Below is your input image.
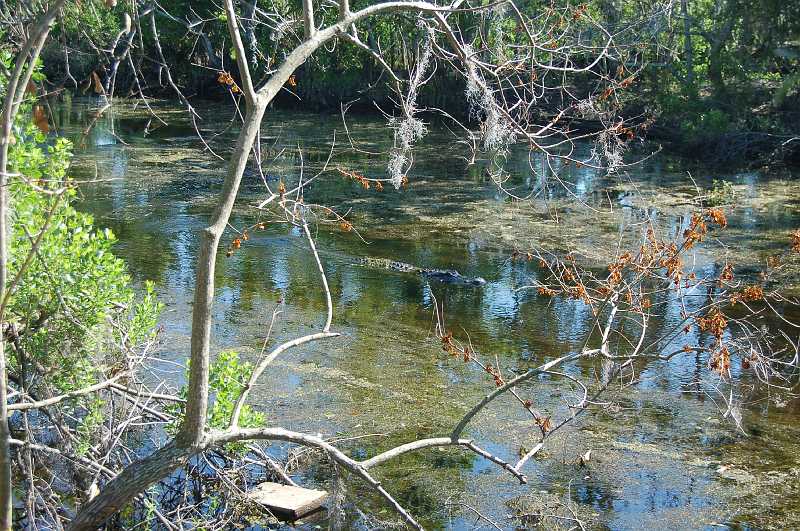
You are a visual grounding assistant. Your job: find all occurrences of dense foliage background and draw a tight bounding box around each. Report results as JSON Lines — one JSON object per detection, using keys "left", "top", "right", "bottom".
{"left": 31, "top": 0, "right": 800, "bottom": 165}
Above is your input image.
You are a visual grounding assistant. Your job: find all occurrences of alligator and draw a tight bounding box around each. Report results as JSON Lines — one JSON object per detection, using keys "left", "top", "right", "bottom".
{"left": 358, "top": 257, "right": 487, "bottom": 286}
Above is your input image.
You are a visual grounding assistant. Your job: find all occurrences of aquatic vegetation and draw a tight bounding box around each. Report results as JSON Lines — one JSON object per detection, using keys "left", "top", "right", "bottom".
{"left": 706, "top": 179, "right": 737, "bottom": 206}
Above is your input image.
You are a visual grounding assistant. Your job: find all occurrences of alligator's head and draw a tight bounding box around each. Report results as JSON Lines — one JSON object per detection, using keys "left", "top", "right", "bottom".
{"left": 425, "top": 270, "right": 487, "bottom": 286}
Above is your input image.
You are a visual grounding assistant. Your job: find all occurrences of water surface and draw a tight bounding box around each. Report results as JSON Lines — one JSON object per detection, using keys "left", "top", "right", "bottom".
{"left": 53, "top": 96, "right": 800, "bottom": 530}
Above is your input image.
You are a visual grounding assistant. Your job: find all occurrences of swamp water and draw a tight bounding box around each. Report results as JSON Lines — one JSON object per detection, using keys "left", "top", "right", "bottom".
{"left": 51, "top": 97, "right": 800, "bottom": 530}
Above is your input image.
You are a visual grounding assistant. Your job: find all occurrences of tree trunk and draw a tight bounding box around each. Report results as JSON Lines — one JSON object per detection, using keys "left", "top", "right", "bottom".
{"left": 241, "top": 0, "right": 258, "bottom": 70}
{"left": 681, "top": 0, "right": 695, "bottom": 94}
{"left": 68, "top": 2, "right": 473, "bottom": 526}
{"left": 708, "top": 1, "right": 736, "bottom": 99}
{"left": 66, "top": 442, "right": 198, "bottom": 530}
{"left": 68, "top": 91, "right": 268, "bottom": 531}
{"left": 178, "top": 98, "right": 267, "bottom": 445}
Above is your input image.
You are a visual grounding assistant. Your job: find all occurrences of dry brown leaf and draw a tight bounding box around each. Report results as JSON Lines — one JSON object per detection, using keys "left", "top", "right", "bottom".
{"left": 33, "top": 105, "right": 49, "bottom": 134}
{"left": 91, "top": 71, "right": 104, "bottom": 94}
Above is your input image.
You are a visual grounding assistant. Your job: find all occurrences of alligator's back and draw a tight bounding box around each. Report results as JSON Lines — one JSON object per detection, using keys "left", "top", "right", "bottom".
{"left": 357, "top": 256, "right": 486, "bottom": 286}
{"left": 358, "top": 256, "right": 419, "bottom": 273}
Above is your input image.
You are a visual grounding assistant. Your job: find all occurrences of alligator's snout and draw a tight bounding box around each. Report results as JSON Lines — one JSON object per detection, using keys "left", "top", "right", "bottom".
{"left": 471, "top": 277, "right": 487, "bottom": 286}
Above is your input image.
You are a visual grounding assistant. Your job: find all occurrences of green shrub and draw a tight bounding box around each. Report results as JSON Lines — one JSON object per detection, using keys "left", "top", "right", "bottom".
{"left": 169, "top": 351, "right": 265, "bottom": 449}
{"left": 1, "top": 80, "right": 162, "bottom": 456}
{"left": 7, "top": 128, "right": 162, "bottom": 390}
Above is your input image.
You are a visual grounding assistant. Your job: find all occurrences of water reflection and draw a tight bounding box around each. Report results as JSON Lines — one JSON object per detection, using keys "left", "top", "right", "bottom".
{"left": 50, "top": 97, "right": 800, "bottom": 529}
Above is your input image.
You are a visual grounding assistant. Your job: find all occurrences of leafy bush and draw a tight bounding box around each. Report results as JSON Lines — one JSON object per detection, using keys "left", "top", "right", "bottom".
{"left": 7, "top": 126, "right": 161, "bottom": 386}
{"left": 169, "top": 350, "right": 265, "bottom": 436}
{"left": 208, "top": 350, "right": 265, "bottom": 429}
{"left": 774, "top": 71, "right": 800, "bottom": 107}
{"left": 3, "top": 102, "right": 161, "bottom": 456}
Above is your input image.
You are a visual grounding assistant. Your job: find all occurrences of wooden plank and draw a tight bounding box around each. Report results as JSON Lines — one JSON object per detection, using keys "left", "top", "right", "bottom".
{"left": 246, "top": 481, "right": 329, "bottom": 519}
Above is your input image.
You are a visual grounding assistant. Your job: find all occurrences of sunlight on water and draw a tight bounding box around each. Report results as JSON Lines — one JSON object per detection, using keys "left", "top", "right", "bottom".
{"left": 54, "top": 97, "right": 800, "bottom": 529}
